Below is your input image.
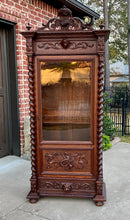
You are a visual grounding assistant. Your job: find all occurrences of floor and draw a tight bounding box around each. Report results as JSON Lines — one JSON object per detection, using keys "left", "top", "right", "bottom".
{"left": 0, "top": 142, "right": 130, "bottom": 220}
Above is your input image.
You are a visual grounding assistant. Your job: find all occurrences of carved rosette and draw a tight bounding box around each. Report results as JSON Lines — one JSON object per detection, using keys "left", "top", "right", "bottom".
{"left": 28, "top": 53, "right": 37, "bottom": 193}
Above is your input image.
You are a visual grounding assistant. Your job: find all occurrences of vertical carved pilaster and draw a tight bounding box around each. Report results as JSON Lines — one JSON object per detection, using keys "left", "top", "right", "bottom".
{"left": 97, "top": 54, "right": 104, "bottom": 183}
{"left": 26, "top": 37, "right": 39, "bottom": 202}
{"left": 28, "top": 55, "right": 37, "bottom": 184}
{"left": 96, "top": 54, "right": 104, "bottom": 199}
{"left": 93, "top": 35, "right": 106, "bottom": 206}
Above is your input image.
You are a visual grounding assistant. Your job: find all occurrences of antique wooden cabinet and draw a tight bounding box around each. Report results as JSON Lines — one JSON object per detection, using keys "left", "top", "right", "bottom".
{"left": 22, "top": 6, "right": 109, "bottom": 206}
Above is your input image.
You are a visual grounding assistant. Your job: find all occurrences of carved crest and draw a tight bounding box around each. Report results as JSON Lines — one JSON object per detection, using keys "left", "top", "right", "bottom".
{"left": 38, "top": 5, "right": 94, "bottom": 31}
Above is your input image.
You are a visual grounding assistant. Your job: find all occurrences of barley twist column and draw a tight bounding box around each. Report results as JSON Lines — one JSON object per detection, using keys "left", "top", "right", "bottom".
{"left": 28, "top": 56, "right": 37, "bottom": 189}
{"left": 97, "top": 54, "right": 104, "bottom": 183}
{"left": 26, "top": 36, "right": 39, "bottom": 203}
{"left": 93, "top": 34, "right": 106, "bottom": 206}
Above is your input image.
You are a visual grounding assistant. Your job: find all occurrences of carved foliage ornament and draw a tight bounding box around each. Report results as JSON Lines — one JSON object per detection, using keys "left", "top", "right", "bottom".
{"left": 40, "top": 181, "right": 91, "bottom": 192}
{"left": 38, "top": 40, "right": 94, "bottom": 50}
{"left": 38, "top": 5, "right": 94, "bottom": 31}
{"left": 45, "top": 152, "right": 88, "bottom": 170}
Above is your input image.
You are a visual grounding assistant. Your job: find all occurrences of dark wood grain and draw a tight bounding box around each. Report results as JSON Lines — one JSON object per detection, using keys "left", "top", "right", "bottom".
{"left": 21, "top": 6, "right": 110, "bottom": 205}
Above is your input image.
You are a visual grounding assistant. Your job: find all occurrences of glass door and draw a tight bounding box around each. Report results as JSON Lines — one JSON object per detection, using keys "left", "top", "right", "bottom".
{"left": 40, "top": 61, "right": 92, "bottom": 142}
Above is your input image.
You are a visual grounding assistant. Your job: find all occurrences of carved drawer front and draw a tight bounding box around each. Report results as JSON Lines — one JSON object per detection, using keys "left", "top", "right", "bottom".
{"left": 39, "top": 148, "right": 94, "bottom": 175}
{"left": 35, "top": 40, "right": 96, "bottom": 55}
{"left": 38, "top": 178, "right": 96, "bottom": 196}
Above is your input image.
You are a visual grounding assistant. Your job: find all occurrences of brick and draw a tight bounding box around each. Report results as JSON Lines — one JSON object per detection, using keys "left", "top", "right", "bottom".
{"left": 20, "top": 1, "right": 26, "bottom": 7}
{"left": 24, "top": 93, "right": 29, "bottom": 98}
{"left": 29, "top": 14, "right": 35, "bottom": 20}
{"left": 35, "top": 0, "right": 38, "bottom": 7}
{"left": 19, "top": 108, "right": 25, "bottom": 113}
{"left": 48, "top": 5, "right": 52, "bottom": 13}
{"left": 13, "top": 0, "right": 19, "bottom": 3}
{"left": 37, "top": 13, "right": 44, "bottom": 19}
{"left": 28, "top": 4, "right": 34, "bottom": 10}
{"left": 36, "top": 8, "right": 41, "bottom": 13}
{"left": 6, "top": 0, "right": 14, "bottom": 6}
{"left": 30, "top": 10, "right": 37, "bottom": 16}
{"left": 0, "top": 0, "right": 57, "bottom": 150}
{"left": 35, "top": 16, "right": 42, "bottom": 22}
{"left": 19, "top": 103, "right": 25, "bottom": 108}
{"left": 15, "top": 3, "right": 22, "bottom": 10}
{"left": 1, "top": 6, "right": 8, "bottom": 13}
{"left": 30, "top": 20, "right": 37, "bottom": 25}
{"left": 18, "top": 75, "right": 23, "bottom": 80}
{"left": 48, "top": 12, "right": 53, "bottom": 18}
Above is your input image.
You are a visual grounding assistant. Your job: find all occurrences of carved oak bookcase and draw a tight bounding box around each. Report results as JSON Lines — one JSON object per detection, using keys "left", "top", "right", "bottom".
{"left": 22, "top": 6, "right": 109, "bottom": 206}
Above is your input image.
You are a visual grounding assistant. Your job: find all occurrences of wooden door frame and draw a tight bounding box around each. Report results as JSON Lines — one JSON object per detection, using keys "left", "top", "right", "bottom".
{"left": 0, "top": 18, "right": 20, "bottom": 156}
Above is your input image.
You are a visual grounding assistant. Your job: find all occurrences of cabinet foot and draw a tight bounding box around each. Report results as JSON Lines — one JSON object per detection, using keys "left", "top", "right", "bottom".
{"left": 27, "top": 191, "right": 40, "bottom": 203}
{"left": 29, "top": 198, "right": 39, "bottom": 203}
{"left": 93, "top": 182, "right": 106, "bottom": 206}
{"left": 95, "top": 201, "right": 104, "bottom": 206}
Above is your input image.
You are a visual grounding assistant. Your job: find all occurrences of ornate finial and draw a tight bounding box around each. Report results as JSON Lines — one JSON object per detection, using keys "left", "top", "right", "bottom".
{"left": 26, "top": 23, "right": 32, "bottom": 31}
{"left": 58, "top": 5, "right": 72, "bottom": 18}
{"left": 99, "top": 21, "right": 105, "bottom": 30}
{"left": 42, "top": 23, "right": 45, "bottom": 27}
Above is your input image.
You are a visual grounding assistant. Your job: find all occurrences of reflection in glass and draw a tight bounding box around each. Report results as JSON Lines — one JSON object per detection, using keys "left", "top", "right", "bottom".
{"left": 41, "top": 61, "right": 91, "bottom": 141}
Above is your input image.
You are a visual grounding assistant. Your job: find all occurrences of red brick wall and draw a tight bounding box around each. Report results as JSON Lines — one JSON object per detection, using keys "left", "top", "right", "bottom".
{"left": 0, "top": 0, "right": 57, "bottom": 154}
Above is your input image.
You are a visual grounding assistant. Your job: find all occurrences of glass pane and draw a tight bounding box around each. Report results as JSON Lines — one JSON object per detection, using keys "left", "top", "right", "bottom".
{"left": 41, "top": 61, "right": 91, "bottom": 141}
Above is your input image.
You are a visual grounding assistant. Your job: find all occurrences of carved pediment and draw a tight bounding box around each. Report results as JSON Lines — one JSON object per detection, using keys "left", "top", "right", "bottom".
{"left": 37, "top": 5, "right": 94, "bottom": 32}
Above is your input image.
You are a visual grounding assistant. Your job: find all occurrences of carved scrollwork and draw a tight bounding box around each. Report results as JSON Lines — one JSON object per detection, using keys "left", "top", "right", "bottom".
{"left": 45, "top": 152, "right": 88, "bottom": 170}
{"left": 38, "top": 42, "right": 61, "bottom": 49}
{"left": 37, "top": 40, "right": 94, "bottom": 50}
{"left": 70, "top": 41, "right": 94, "bottom": 49}
{"left": 37, "top": 6, "right": 94, "bottom": 31}
{"left": 40, "top": 181, "right": 91, "bottom": 192}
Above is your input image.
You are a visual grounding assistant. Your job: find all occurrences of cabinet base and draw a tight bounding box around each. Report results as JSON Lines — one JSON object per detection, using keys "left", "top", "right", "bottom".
{"left": 93, "top": 182, "right": 106, "bottom": 206}
{"left": 27, "top": 182, "right": 106, "bottom": 206}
